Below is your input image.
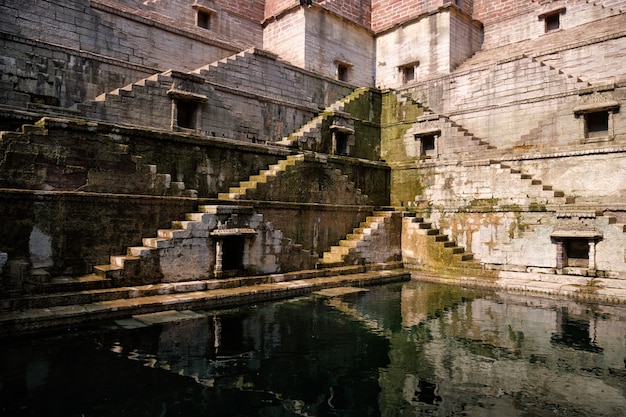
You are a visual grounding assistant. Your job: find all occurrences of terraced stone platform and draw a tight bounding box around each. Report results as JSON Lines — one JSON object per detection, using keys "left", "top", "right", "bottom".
{"left": 0, "top": 263, "right": 409, "bottom": 337}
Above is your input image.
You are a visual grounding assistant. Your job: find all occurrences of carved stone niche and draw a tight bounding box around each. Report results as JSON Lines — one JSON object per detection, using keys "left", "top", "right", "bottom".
{"left": 573, "top": 96, "right": 620, "bottom": 143}
{"left": 167, "top": 71, "right": 209, "bottom": 132}
{"left": 207, "top": 205, "right": 257, "bottom": 278}
{"left": 329, "top": 113, "right": 355, "bottom": 156}
{"left": 551, "top": 211, "right": 602, "bottom": 275}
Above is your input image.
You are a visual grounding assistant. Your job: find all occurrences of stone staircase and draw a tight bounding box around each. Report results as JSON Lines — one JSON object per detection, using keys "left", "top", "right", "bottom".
{"left": 524, "top": 54, "right": 592, "bottom": 90}
{"left": 488, "top": 160, "right": 571, "bottom": 206}
{"left": 217, "top": 154, "right": 305, "bottom": 200}
{"left": 410, "top": 215, "right": 475, "bottom": 262}
{"left": 92, "top": 72, "right": 173, "bottom": 103}
{"left": 276, "top": 88, "right": 371, "bottom": 147}
{"left": 403, "top": 213, "right": 480, "bottom": 271}
{"left": 419, "top": 159, "right": 571, "bottom": 210}
{"left": 216, "top": 152, "right": 368, "bottom": 204}
{"left": 317, "top": 210, "right": 402, "bottom": 268}
{"left": 394, "top": 92, "right": 496, "bottom": 155}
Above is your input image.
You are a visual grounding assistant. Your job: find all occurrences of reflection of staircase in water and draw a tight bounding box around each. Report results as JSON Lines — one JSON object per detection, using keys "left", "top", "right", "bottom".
{"left": 111, "top": 310, "right": 246, "bottom": 388}
{"left": 318, "top": 288, "right": 392, "bottom": 339}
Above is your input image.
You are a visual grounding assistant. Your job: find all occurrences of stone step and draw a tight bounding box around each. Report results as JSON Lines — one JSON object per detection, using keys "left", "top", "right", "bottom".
{"left": 42, "top": 274, "right": 112, "bottom": 293}
{"left": 330, "top": 246, "right": 355, "bottom": 255}
{"left": 110, "top": 255, "right": 140, "bottom": 268}
{"left": 0, "top": 265, "right": 410, "bottom": 335}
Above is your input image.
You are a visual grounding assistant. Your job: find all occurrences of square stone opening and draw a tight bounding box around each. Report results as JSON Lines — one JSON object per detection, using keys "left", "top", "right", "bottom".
{"left": 584, "top": 111, "right": 609, "bottom": 138}
{"left": 545, "top": 13, "right": 560, "bottom": 31}
{"left": 414, "top": 131, "right": 439, "bottom": 158}
{"left": 176, "top": 100, "right": 199, "bottom": 130}
{"left": 197, "top": 10, "right": 211, "bottom": 29}
{"left": 563, "top": 238, "right": 589, "bottom": 268}
{"left": 539, "top": 8, "right": 565, "bottom": 33}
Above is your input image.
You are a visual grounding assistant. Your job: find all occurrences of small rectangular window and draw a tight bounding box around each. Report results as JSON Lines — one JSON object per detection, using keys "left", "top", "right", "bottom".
{"left": 197, "top": 10, "right": 211, "bottom": 29}
{"left": 545, "top": 13, "right": 560, "bottom": 31}
{"left": 539, "top": 8, "right": 565, "bottom": 33}
{"left": 402, "top": 66, "right": 415, "bottom": 84}
{"left": 337, "top": 64, "right": 349, "bottom": 82}
{"left": 564, "top": 238, "right": 589, "bottom": 268}
{"left": 399, "top": 61, "right": 419, "bottom": 85}
{"left": 585, "top": 111, "right": 609, "bottom": 138}
{"left": 335, "top": 132, "right": 350, "bottom": 156}
{"left": 177, "top": 100, "right": 199, "bottom": 129}
{"left": 416, "top": 133, "right": 437, "bottom": 157}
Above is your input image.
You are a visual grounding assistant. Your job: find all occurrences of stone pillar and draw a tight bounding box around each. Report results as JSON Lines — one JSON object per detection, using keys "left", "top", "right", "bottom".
{"left": 170, "top": 100, "right": 177, "bottom": 130}
{"left": 214, "top": 239, "right": 223, "bottom": 275}
{"left": 242, "top": 238, "right": 250, "bottom": 270}
{"left": 555, "top": 240, "right": 565, "bottom": 269}
{"left": 588, "top": 240, "right": 596, "bottom": 273}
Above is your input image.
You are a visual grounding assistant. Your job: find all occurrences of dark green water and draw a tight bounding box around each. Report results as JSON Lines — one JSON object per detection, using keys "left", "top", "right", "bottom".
{"left": 2, "top": 281, "right": 626, "bottom": 416}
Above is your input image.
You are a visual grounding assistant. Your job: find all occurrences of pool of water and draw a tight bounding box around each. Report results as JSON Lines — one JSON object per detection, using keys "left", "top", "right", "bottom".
{"left": 2, "top": 281, "right": 626, "bottom": 416}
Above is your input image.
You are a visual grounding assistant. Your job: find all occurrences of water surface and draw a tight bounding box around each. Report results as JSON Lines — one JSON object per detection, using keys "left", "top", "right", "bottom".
{"left": 1, "top": 281, "right": 626, "bottom": 416}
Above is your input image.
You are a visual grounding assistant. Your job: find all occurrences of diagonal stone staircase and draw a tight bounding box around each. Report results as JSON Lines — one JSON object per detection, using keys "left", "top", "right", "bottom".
{"left": 394, "top": 92, "right": 497, "bottom": 155}
{"left": 217, "top": 154, "right": 305, "bottom": 200}
{"left": 403, "top": 213, "right": 478, "bottom": 268}
{"left": 488, "top": 160, "right": 571, "bottom": 205}
{"left": 317, "top": 210, "right": 402, "bottom": 268}
{"left": 276, "top": 88, "right": 371, "bottom": 147}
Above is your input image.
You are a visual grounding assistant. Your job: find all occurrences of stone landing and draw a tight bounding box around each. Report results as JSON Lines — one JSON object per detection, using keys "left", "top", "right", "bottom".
{"left": 411, "top": 269, "right": 626, "bottom": 305}
{"left": 0, "top": 263, "right": 409, "bottom": 337}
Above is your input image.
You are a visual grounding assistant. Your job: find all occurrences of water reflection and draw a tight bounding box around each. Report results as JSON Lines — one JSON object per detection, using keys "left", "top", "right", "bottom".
{"left": 1, "top": 281, "right": 626, "bottom": 416}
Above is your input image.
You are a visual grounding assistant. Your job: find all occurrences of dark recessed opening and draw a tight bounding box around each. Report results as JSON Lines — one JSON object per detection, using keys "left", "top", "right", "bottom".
{"left": 564, "top": 238, "right": 589, "bottom": 268}
{"left": 585, "top": 111, "right": 609, "bottom": 138}
{"left": 197, "top": 10, "right": 211, "bottom": 29}
{"left": 222, "top": 237, "right": 245, "bottom": 271}
{"left": 545, "top": 13, "right": 560, "bottom": 31}
{"left": 402, "top": 66, "right": 415, "bottom": 84}
{"left": 337, "top": 64, "right": 349, "bottom": 82}
{"left": 29, "top": 94, "right": 60, "bottom": 107}
{"left": 177, "top": 100, "right": 198, "bottom": 129}
{"left": 417, "top": 134, "right": 436, "bottom": 157}
{"left": 335, "top": 132, "right": 349, "bottom": 156}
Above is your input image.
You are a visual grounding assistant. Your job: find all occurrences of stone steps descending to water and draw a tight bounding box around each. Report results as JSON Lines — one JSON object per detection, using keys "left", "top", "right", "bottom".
{"left": 318, "top": 210, "right": 401, "bottom": 268}
{"left": 0, "top": 263, "right": 409, "bottom": 336}
{"left": 408, "top": 214, "right": 478, "bottom": 265}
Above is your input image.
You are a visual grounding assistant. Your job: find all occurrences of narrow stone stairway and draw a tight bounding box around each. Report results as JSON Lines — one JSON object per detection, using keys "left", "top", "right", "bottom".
{"left": 317, "top": 210, "right": 402, "bottom": 268}
{"left": 409, "top": 215, "right": 476, "bottom": 263}
{"left": 276, "top": 87, "right": 371, "bottom": 147}
{"left": 217, "top": 154, "right": 305, "bottom": 200}
{"left": 489, "top": 160, "right": 571, "bottom": 205}
{"left": 394, "top": 92, "right": 497, "bottom": 154}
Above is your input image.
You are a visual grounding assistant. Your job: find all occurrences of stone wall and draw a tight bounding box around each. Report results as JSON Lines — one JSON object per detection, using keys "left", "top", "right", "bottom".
{"left": 264, "top": 7, "right": 375, "bottom": 87}
{"left": 0, "top": 117, "right": 388, "bottom": 203}
{"left": 397, "top": 14, "right": 626, "bottom": 152}
{"left": 0, "top": 190, "right": 376, "bottom": 286}
{"left": 375, "top": 7, "right": 482, "bottom": 88}
{"left": 411, "top": 208, "right": 626, "bottom": 277}
{"left": 72, "top": 48, "right": 358, "bottom": 144}
{"left": 473, "top": 0, "right": 626, "bottom": 50}
{"left": 0, "top": 0, "right": 255, "bottom": 109}
{"left": 371, "top": 0, "right": 448, "bottom": 32}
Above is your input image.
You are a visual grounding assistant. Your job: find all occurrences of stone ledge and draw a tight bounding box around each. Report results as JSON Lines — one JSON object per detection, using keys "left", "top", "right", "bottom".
{"left": 0, "top": 264, "right": 410, "bottom": 337}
